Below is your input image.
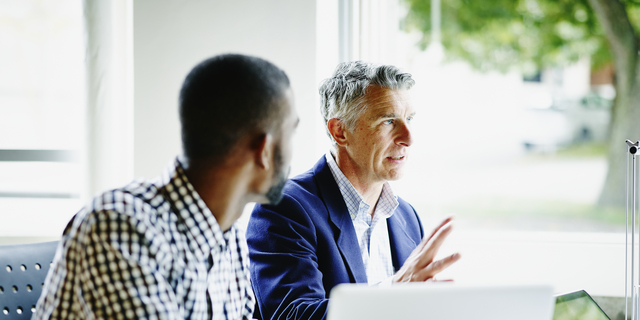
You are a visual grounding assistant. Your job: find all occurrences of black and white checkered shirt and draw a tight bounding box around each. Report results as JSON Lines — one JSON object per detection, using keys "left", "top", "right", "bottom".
{"left": 34, "top": 158, "right": 255, "bottom": 320}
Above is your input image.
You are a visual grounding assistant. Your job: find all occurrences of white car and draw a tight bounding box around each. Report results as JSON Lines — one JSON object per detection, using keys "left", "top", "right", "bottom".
{"left": 521, "top": 94, "right": 611, "bottom": 151}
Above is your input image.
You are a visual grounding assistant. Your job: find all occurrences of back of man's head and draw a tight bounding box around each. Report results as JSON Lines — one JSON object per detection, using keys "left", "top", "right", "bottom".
{"left": 319, "top": 61, "right": 414, "bottom": 142}
{"left": 179, "top": 54, "right": 290, "bottom": 164}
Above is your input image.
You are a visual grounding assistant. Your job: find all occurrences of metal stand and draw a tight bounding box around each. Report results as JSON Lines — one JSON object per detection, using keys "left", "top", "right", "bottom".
{"left": 626, "top": 139, "right": 639, "bottom": 320}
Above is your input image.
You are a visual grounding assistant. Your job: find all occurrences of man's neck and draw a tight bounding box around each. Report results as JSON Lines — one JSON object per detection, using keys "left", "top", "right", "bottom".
{"left": 331, "top": 150, "right": 385, "bottom": 210}
{"left": 182, "top": 158, "right": 253, "bottom": 231}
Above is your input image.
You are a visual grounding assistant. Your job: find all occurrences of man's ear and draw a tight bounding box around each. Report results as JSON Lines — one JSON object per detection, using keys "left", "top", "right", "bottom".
{"left": 254, "top": 133, "right": 274, "bottom": 170}
{"left": 327, "top": 118, "right": 348, "bottom": 146}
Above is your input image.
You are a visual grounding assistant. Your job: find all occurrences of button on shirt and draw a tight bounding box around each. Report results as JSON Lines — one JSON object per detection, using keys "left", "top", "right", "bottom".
{"left": 325, "top": 152, "right": 399, "bottom": 285}
{"left": 34, "top": 158, "right": 255, "bottom": 320}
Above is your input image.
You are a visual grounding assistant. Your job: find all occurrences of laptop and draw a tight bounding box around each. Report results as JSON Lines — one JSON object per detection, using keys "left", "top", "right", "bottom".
{"left": 327, "top": 283, "right": 555, "bottom": 320}
{"left": 553, "top": 290, "right": 610, "bottom": 320}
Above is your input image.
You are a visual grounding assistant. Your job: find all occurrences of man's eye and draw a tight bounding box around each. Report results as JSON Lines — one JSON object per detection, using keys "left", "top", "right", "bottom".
{"left": 407, "top": 116, "right": 413, "bottom": 122}
{"left": 383, "top": 119, "right": 393, "bottom": 125}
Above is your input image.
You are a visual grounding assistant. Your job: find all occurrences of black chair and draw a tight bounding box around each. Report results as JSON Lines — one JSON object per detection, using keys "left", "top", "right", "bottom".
{"left": 0, "top": 241, "right": 58, "bottom": 319}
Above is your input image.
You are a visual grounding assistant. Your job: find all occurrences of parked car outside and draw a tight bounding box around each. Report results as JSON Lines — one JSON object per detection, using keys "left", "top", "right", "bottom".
{"left": 521, "top": 93, "right": 612, "bottom": 151}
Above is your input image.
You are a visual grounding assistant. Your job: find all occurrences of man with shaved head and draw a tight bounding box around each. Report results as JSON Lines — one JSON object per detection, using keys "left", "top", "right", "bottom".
{"left": 35, "top": 54, "right": 299, "bottom": 320}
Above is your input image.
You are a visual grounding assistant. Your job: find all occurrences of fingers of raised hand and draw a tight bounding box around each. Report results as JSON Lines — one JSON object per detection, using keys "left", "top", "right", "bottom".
{"left": 415, "top": 222, "right": 454, "bottom": 267}
{"left": 395, "top": 218, "right": 459, "bottom": 283}
{"left": 412, "top": 253, "right": 461, "bottom": 282}
{"left": 415, "top": 217, "right": 454, "bottom": 255}
{"left": 426, "top": 217, "right": 454, "bottom": 242}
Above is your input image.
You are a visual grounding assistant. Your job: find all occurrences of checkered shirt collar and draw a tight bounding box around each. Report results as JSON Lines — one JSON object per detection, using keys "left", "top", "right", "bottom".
{"left": 325, "top": 152, "right": 399, "bottom": 220}
{"left": 160, "top": 157, "right": 230, "bottom": 259}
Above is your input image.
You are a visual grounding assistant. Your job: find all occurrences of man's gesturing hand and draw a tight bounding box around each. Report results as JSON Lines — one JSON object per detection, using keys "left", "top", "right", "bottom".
{"left": 392, "top": 217, "right": 461, "bottom": 283}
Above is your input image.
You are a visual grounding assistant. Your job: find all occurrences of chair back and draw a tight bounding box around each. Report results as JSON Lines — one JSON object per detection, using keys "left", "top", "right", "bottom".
{"left": 0, "top": 241, "right": 59, "bottom": 319}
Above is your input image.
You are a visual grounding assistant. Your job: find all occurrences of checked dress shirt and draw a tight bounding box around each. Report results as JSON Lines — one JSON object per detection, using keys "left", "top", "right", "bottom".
{"left": 34, "top": 158, "right": 255, "bottom": 320}
{"left": 325, "top": 152, "right": 399, "bottom": 285}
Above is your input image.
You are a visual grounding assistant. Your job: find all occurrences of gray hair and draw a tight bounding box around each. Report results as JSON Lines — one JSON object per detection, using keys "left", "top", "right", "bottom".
{"left": 319, "top": 61, "right": 415, "bottom": 143}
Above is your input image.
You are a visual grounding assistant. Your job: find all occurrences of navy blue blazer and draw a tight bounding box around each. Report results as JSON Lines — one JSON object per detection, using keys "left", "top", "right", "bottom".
{"left": 246, "top": 156, "right": 424, "bottom": 320}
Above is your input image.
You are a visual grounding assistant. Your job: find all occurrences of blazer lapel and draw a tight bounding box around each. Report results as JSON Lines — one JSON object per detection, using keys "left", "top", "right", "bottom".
{"left": 387, "top": 212, "right": 418, "bottom": 272}
{"left": 313, "top": 157, "right": 368, "bottom": 284}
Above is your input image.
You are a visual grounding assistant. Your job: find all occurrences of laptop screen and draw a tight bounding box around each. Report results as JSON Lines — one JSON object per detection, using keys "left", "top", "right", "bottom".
{"left": 553, "top": 290, "right": 610, "bottom": 320}
{"left": 327, "top": 283, "right": 555, "bottom": 320}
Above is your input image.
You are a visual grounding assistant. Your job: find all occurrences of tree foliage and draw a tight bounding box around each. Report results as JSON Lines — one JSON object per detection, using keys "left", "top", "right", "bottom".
{"left": 404, "top": 0, "right": 640, "bottom": 208}
{"left": 403, "top": 0, "right": 640, "bottom": 75}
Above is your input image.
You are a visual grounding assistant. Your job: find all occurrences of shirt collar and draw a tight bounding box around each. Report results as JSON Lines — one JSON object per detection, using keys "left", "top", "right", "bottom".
{"left": 160, "top": 157, "right": 231, "bottom": 259}
{"left": 325, "top": 152, "right": 399, "bottom": 221}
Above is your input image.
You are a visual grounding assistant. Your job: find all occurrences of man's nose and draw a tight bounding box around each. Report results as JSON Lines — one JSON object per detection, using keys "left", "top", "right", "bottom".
{"left": 395, "top": 121, "right": 413, "bottom": 147}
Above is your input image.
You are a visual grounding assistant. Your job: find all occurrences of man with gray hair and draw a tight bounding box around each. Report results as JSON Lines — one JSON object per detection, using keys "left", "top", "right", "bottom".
{"left": 246, "top": 61, "right": 461, "bottom": 320}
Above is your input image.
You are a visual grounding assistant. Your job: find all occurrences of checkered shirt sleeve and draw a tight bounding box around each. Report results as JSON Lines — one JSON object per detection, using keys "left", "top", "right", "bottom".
{"left": 33, "top": 158, "right": 255, "bottom": 320}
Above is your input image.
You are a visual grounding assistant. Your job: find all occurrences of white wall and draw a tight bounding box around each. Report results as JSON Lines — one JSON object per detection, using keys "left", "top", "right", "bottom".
{"left": 133, "top": 0, "right": 321, "bottom": 179}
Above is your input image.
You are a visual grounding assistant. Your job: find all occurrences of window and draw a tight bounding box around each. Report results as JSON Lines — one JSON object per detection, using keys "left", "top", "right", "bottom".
{"left": 337, "top": 0, "right": 625, "bottom": 298}
{"left": 0, "top": 0, "right": 84, "bottom": 238}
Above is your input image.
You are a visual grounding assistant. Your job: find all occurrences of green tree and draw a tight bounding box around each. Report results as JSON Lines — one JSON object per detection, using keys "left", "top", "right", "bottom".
{"left": 404, "top": 0, "right": 640, "bottom": 207}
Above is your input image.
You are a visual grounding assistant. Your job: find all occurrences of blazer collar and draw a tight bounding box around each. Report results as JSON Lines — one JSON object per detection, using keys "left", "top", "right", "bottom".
{"left": 387, "top": 210, "right": 418, "bottom": 271}
{"left": 312, "top": 156, "right": 368, "bottom": 284}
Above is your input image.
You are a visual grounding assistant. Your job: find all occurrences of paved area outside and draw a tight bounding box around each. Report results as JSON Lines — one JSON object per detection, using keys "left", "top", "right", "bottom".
{"left": 392, "top": 153, "right": 624, "bottom": 233}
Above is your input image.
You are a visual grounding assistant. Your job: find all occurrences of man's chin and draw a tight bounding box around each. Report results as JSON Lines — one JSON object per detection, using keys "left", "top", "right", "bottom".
{"left": 265, "top": 189, "right": 284, "bottom": 205}
{"left": 384, "top": 172, "right": 405, "bottom": 182}
{"left": 265, "top": 174, "right": 287, "bottom": 205}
